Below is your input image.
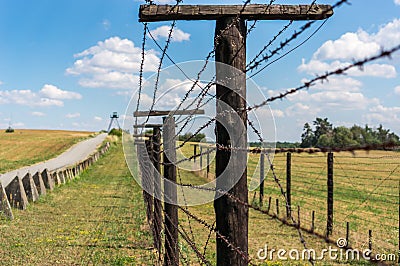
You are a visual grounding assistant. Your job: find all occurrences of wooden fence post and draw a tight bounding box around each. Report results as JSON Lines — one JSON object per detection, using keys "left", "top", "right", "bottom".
{"left": 137, "top": 140, "right": 154, "bottom": 227}
{"left": 152, "top": 127, "right": 162, "bottom": 256}
{"left": 199, "top": 146, "right": 203, "bottom": 170}
{"left": 193, "top": 144, "right": 198, "bottom": 163}
{"left": 259, "top": 150, "right": 265, "bottom": 206}
{"left": 368, "top": 230, "right": 372, "bottom": 251}
{"left": 267, "top": 196, "right": 271, "bottom": 214}
{"left": 276, "top": 198, "right": 279, "bottom": 217}
{"left": 286, "top": 152, "right": 291, "bottom": 219}
{"left": 346, "top": 222, "right": 350, "bottom": 247}
{"left": 327, "top": 152, "right": 334, "bottom": 237}
{"left": 206, "top": 148, "right": 210, "bottom": 178}
{"left": 311, "top": 210, "right": 315, "bottom": 233}
{"left": 163, "top": 116, "right": 179, "bottom": 266}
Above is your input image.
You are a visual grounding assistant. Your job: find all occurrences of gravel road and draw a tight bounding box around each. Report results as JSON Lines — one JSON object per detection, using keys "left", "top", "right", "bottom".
{"left": 0, "top": 133, "right": 108, "bottom": 187}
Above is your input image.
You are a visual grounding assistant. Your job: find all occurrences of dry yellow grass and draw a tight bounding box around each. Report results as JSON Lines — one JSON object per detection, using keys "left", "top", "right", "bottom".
{"left": 0, "top": 129, "right": 94, "bottom": 174}
{"left": 176, "top": 143, "right": 399, "bottom": 265}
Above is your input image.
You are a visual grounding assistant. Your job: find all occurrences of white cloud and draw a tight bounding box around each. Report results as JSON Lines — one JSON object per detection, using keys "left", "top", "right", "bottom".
{"left": 314, "top": 19, "right": 400, "bottom": 61}
{"left": 0, "top": 80, "right": 3, "bottom": 85}
{"left": 287, "top": 88, "right": 379, "bottom": 111}
{"left": 395, "top": 86, "right": 400, "bottom": 95}
{"left": 32, "top": 111, "right": 45, "bottom": 117}
{"left": 39, "top": 84, "right": 82, "bottom": 100}
{"left": 66, "top": 36, "right": 159, "bottom": 89}
{"left": 365, "top": 105, "right": 400, "bottom": 126}
{"left": 0, "top": 90, "right": 64, "bottom": 107}
{"left": 149, "top": 25, "right": 190, "bottom": 42}
{"left": 299, "top": 59, "right": 396, "bottom": 78}
{"left": 396, "top": 0, "right": 400, "bottom": 5}
{"left": 66, "top": 113, "right": 80, "bottom": 118}
{"left": 94, "top": 116, "right": 103, "bottom": 121}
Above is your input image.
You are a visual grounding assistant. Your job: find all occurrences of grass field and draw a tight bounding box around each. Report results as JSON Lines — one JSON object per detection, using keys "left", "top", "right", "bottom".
{"left": 176, "top": 143, "right": 399, "bottom": 265}
{"left": 0, "top": 135, "right": 398, "bottom": 265}
{"left": 0, "top": 139, "right": 154, "bottom": 265}
{"left": 0, "top": 129, "right": 94, "bottom": 174}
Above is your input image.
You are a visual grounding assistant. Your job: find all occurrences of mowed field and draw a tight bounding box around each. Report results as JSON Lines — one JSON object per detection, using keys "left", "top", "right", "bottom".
{"left": 0, "top": 129, "right": 94, "bottom": 174}
{"left": 1, "top": 134, "right": 398, "bottom": 265}
{"left": 177, "top": 143, "right": 400, "bottom": 265}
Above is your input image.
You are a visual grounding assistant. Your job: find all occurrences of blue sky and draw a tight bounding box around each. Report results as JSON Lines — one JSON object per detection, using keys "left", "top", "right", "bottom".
{"left": 0, "top": 0, "right": 399, "bottom": 142}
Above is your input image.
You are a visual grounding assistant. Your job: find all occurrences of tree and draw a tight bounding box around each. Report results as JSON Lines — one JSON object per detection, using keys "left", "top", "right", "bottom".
{"left": 300, "top": 122, "right": 315, "bottom": 148}
{"left": 178, "top": 132, "right": 206, "bottom": 143}
{"left": 333, "top": 126, "right": 357, "bottom": 148}
{"left": 313, "top": 117, "right": 332, "bottom": 141}
{"left": 317, "top": 134, "right": 333, "bottom": 147}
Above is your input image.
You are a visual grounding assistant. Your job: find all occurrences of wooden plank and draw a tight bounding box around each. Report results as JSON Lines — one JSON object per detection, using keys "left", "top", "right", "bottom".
{"left": 134, "top": 109, "right": 204, "bottom": 117}
{"left": 139, "top": 4, "right": 333, "bottom": 22}
{"left": 133, "top": 124, "right": 163, "bottom": 128}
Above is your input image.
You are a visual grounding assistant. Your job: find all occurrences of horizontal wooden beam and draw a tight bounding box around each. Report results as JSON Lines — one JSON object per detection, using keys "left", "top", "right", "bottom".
{"left": 134, "top": 109, "right": 205, "bottom": 117}
{"left": 133, "top": 124, "right": 163, "bottom": 128}
{"left": 139, "top": 4, "right": 333, "bottom": 22}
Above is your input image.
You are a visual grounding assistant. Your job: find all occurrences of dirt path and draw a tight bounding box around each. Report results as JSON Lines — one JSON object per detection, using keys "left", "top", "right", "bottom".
{"left": 0, "top": 133, "right": 107, "bottom": 187}
{"left": 0, "top": 141, "right": 155, "bottom": 265}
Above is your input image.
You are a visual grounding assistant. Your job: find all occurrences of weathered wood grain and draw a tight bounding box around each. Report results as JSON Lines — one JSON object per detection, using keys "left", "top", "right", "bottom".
{"left": 139, "top": 4, "right": 333, "bottom": 22}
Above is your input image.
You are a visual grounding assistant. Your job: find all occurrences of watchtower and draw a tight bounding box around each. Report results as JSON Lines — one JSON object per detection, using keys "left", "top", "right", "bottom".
{"left": 107, "top": 112, "right": 121, "bottom": 133}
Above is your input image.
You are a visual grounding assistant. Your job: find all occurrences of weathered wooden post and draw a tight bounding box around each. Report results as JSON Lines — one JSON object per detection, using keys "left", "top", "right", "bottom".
{"left": 139, "top": 4, "right": 333, "bottom": 265}
{"left": 134, "top": 110, "right": 204, "bottom": 266}
{"left": 152, "top": 126, "right": 163, "bottom": 257}
{"left": 286, "top": 152, "right": 292, "bottom": 219}
{"left": 134, "top": 123, "right": 163, "bottom": 256}
{"left": 163, "top": 116, "right": 179, "bottom": 266}
{"left": 327, "top": 152, "right": 334, "bottom": 237}
{"left": 259, "top": 150, "right": 265, "bottom": 206}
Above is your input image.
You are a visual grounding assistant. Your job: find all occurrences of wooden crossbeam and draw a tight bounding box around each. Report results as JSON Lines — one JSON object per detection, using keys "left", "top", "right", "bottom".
{"left": 139, "top": 4, "right": 333, "bottom": 22}
{"left": 133, "top": 124, "right": 163, "bottom": 128}
{"left": 134, "top": 109, "right": 205, "bottom": 117}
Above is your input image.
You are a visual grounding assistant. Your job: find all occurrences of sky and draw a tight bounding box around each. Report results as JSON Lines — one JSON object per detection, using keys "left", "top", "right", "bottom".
{"left": 0, "top": 0, "right": 399, "bottom": 142}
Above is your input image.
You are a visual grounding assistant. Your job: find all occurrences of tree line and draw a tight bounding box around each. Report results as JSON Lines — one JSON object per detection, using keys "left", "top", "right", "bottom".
{"left": 300, "top": 117, "right": 400, "bottom": 148}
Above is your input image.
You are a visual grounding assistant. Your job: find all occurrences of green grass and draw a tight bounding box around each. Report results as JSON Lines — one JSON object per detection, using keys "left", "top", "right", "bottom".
{"left": 0, "top": 129, "right": 94, "bottom": 174}
{"left": 0, "top": 140, "right": 155, "bottom": 265}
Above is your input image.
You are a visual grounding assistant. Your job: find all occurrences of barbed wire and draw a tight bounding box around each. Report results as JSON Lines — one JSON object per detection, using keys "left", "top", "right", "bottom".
{"left": 246, "top": 0, "right": 349, "bottom": 74}
{"left": 136, "top": 22, "right": 148, "bottom": 128}
{"left": 176, "top": 204, "right": 254, "bottom": 265}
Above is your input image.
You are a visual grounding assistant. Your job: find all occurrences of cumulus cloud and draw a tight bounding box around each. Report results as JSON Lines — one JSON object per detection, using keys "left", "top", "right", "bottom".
{"left": 314, "top": 19, "right": 400, "bottom": 61}
{"left": 66, "top": 113, "right": 80, "bottom": 118}
{"left": 66, "top": 37, "right": 159, "bottom": 89}
{"left": 149, "top": 25, "right": 190, "bottom": 42}
{"left": 32, "top": 111, "right": 45, "bottom": 117}
{"left": 299, "top": 59, "right": 396, "bottom": 78}
{"left": 0, "top": 80, "right": 3, "bottom": 85}
{"left": 39, "top": 84, "right": 82, "bottom": 100}
{"left": 0, "top": 85, "right": 80, "bottom": 107}
{"left": 365, "top": 104, "right": 400, "bottom": 126}
{"left": 396, "top": 0, "right": 400, "bottom": 5}
{"left": 395, "top": 86, "right": 400, "bottom": 95}
{"left": 94, "top": 116, "right": 103, "bottom": 121}
{"left": 0, "top": 90, "right": 64, "bottom": 107}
